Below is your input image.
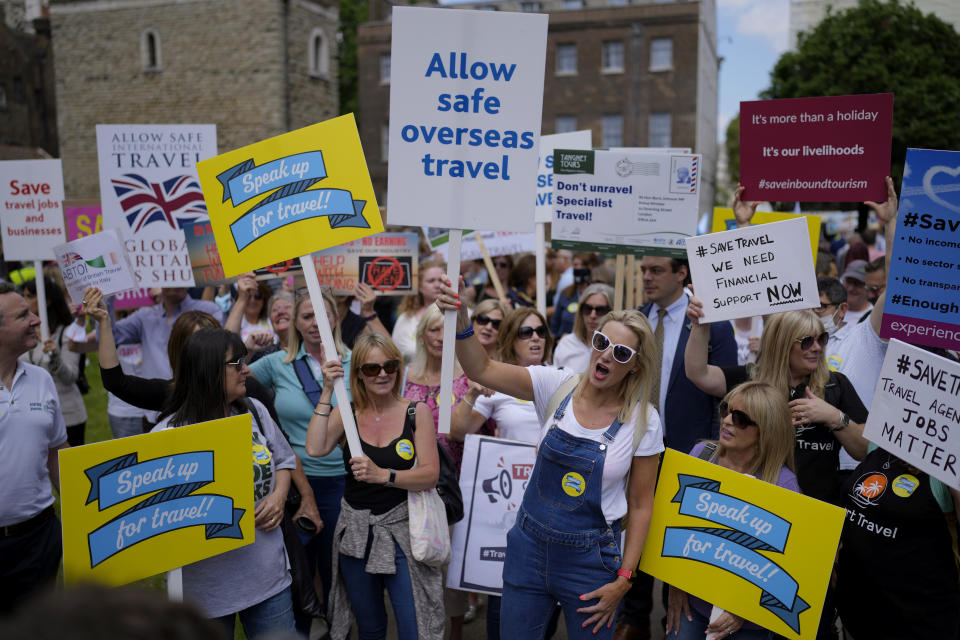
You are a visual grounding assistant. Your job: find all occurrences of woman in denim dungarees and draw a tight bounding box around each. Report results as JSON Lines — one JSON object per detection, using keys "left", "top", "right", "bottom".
{"left": 439, "top": 281, "right": 662, "bottom": 639}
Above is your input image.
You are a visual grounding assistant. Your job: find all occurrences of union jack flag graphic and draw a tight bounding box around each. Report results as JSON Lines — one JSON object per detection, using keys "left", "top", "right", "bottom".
{"left": 111, "top": 174, "right": 207, "bottom": 232}
{"left": 61, "top": 252, "right": 84, "bottom": 266}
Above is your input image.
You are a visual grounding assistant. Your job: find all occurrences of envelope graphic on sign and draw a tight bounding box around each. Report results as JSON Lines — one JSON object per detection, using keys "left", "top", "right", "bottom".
{"left": 215, "top": 151, "right": 370, "bottom": 252}
{"left": 922, "top": 164, "right": 960, "bottom": 215}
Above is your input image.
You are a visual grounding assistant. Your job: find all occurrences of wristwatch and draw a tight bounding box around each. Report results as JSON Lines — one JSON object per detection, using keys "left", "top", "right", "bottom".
{"left": 385, "top": 469, "right": 397, "bottom": 487}
{"left": 831, "top": 413, "right": 850, "bottom": 432}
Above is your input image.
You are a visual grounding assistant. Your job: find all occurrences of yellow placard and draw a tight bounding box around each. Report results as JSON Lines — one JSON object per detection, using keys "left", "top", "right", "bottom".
{"left": 712, "top": 208, "right": 820, "bottom": 263}
{"left": 197, "top": 115, "right": 383, "bottom": 277}
{"left": 638, "top": 449, "right": 844, "bottom": 640}
{"left": 59, "top": 415, "right": 254, "bottom": 586}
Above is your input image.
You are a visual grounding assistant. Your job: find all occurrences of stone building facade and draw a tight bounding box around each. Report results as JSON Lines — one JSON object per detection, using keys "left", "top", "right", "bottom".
{"left": 50, "top": 0, "right": 338, "bottom": 198}
{"left": 358, "top": 0, "right": 718, "bottom": 213}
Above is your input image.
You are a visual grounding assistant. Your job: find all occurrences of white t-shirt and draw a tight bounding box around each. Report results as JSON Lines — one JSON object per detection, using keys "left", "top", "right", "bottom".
{"left": 843, "top": 305, "right": 873, "bottom": 326}
{"left": 392, "top": 311, "right": 420, "bottom": 364}
{"left": 553, "top": 333, "right": 591, "bottom": 373}
{"left": 474, "top": 391, "right": 541, "bottom": 444}
{"left": 528, "top": 366, "right": 664, "bottom": 524}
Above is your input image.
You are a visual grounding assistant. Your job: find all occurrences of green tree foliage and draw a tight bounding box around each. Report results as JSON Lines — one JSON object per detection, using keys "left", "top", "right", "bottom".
{"left": 725, "top": 113, "right": 740, "bottom": 187}
{"left": 339, "top": 0, "right": 368, "bottom": 116}
{"left": 761, "top": 0, "right": 960, "bottom": 187}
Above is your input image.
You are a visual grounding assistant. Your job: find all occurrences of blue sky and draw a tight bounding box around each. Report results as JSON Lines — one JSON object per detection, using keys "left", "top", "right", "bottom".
{"left": 717, "top": 0, "right": 790, "bottom": 140}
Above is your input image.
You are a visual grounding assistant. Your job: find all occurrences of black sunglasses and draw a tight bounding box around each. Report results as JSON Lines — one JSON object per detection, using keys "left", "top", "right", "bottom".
{"left": 224, "top": 356, "right": 246, "bottom": 372}
{"left": 795, "top": 332, "right": 829, "bottom": 351}
{"left": 359, "top": 359, "right": 401, "bottom": 377}
{"left": 517, "top": 325, "right": 547, "bottom": 340}
{"left": 719, "top": 401, "right": 757, "bottom": 429}
{"left": 474, "top": 313, "right": 502, "bottom": 329}
{"left": 494, "top": 261, "right": 510, "bottom": 268}
{"left": 581, "top": 302, "right": 611, "bottom": 316}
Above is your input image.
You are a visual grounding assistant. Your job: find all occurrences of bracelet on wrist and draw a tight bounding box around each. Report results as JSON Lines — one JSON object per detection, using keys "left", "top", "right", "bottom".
{"left": 462, "top": 397, "right": 475, "bottom": 409}
{"left": 313, "top": 409, "right": 331, "bottom": 417}
{"left": 316, "top": 401, "right": 331, "bottom": 406}
{"left": 363, "top": 312, "right": 378, "bottom": 321}
{"left": 455, "top": 325, "right": 474, "bottom": 340}
{"left": 616, "top": 568, "right": 635, "bottom": 582}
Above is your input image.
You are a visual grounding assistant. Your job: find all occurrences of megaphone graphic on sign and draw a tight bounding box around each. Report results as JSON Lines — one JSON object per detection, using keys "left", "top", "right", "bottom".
{"left": 481, "top": 469, "right": 513, "bottom": 503}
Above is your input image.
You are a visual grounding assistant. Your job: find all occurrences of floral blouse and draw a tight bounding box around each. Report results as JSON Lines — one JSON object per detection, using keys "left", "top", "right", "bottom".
{"left": 403, "top": 374, "right": 470, "bottom": 469}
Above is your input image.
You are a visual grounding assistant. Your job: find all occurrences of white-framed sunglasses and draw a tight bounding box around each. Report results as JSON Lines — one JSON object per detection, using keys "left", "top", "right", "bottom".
{"left": 591, "top": 330, "right": 637, "bottom": 364}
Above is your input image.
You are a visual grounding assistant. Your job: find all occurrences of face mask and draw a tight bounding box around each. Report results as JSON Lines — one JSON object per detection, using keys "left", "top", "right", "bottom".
{"left": 821, "top": 309, "right": 841, "bottom": 335}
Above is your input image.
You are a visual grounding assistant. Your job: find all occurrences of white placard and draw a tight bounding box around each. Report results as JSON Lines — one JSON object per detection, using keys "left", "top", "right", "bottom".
{"left": 96, "top": 124, "right": 217, "bottom": 288}
{"left": 608, "top": 147, "right": 691, "bottom": 154}
{"left": 386, "top": 7, "right": 547, "bottom": 231}
{"left": 550, "top": 149, "right": 700, "bottom": 258}
{"left": 424, "top": 227, "right": 535, "bottom": 261}
{"left": 0, "top": 159, "right": 66, "bottom": 260}
{"left": 54, "top": 230, "right": 137, "bottom": 302}
{"left": 685, "top": 217, "right": 819, "bottom": 323}
{"left": 863, "top": 339, "right": 960, "bottom": 489}
{"left": 535, "top": 131, "right": 592, "bottom": 223}
{"left": 448, "top": 435, "right": 536, "bottom": 595}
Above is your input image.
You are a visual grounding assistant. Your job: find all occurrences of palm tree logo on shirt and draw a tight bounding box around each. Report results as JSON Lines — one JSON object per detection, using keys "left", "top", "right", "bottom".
{"left": 850, "top": 472, "right": 887, "bottom": 508}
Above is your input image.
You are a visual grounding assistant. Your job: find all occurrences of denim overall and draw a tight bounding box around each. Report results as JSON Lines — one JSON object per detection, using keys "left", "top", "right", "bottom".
{"left": 501, "top": 391, "right": 625, "bottom": 639}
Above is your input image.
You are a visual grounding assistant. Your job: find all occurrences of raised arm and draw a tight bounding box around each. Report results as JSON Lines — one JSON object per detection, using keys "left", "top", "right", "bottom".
{"left": 449, "top": 381, "right": 492, "bottom": 442}
{"left": 683, "top": 297, "right": 730, "bottom": 398}
{"left": 865, "top": 176, "right": 898, "bottom": 338}
{"left": 354, "top": 283, "right": 390, "bottom": 339}
{"left": 225, "top": 274, "right": 255, "bottom": 335}
{"left": 437, "top": 277, "right": 535, "bottom": 401}
{"left": 305, "top": 358, "right": 345, "bottom": 457}
{"left": 82, "top": 287, "right": 119, "bottom": 370}
{"left": 733, "top": 184, "right": 759, "bottom": 229}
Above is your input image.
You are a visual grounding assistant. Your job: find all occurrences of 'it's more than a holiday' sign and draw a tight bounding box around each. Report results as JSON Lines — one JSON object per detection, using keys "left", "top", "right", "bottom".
{"left": 386, "top": 7, "right": 547, "bottom": 231}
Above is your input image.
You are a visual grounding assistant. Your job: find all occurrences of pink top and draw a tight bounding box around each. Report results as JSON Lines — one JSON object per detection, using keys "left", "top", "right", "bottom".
{"left": 403, "top": 374, "right": 470, "bottom": 469}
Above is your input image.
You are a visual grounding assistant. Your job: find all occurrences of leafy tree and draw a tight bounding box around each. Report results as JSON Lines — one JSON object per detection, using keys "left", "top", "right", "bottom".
{"left": 339, "top": 0, "right": 368, "bottom": 116}
{"left": 761, "top": 0, "right": 960, "bottom": 188}
{"left": 725, "top": 113, "right": 740, "bottom": 186}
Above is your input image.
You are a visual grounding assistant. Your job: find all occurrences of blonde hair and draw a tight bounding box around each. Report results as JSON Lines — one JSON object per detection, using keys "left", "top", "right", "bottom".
{"left": 284, "top": 289, "right": 347, "bottom": 363}
{"left": 572, "top": 283, "right": 615, "bottom": 344}
{"left": 473, "top": 298, "right": 509, "bottom": 322}
{"left": 409, "top": 304, "right": 444, "bottom": 379}
{"left": 710, "top": 381, "right": 796, "bottom": 484}
{"left": 573, "top": 309, "right": 655, "bottom": 430}
{"left": 751, "top": 310, "right": 828, "bottom": 396}
{"left": 398, "top": 260, "right": 446, "bottom": 315}
{"left": 496, "top": 307, "right": 554, "bottom": 365}
{"left": 350, "top": 333, "right": 404, "bottom": 413}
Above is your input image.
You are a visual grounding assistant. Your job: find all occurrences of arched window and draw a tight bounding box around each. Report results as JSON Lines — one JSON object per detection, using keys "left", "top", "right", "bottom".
{"left": 309, "top": 28, "right": 329, "bottom": 78}
{"left": 141, "top": 28, "right": 162, "bottom": 72}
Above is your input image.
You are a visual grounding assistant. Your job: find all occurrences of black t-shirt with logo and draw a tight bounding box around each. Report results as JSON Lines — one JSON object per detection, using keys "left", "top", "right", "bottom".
{"left": 343, "top": 402, "right": 418, "bottom": 514}
{"left": 721, "top": 367, "right": 867, "bottom": 504}
{"left": 837, "top": 448, "right": 959, "bottom": 639}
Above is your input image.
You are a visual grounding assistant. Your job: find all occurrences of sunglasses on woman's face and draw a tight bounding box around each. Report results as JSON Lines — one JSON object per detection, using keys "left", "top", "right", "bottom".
{"left": 474, "top": 314, "right": 502, "bottom": 329}
{"left": 719, "top": 401, "right": 757, "bottom": 429}
{"left": 517, "top": 325, "right": 547, "bottom": 340}
{"left": 581, "top": 302, "right": 611, "bottom": 317}
{"left": 359, "top": 359, "right": 400, "bottom": 377}
{"left": 591, "top": 330, "right": 637, "bottom": 364}
{"left": 795, "top": 332, "right": 829, "bottom": 351}
{"left": 224, "top": 357, "right": 246, "bottom": 372}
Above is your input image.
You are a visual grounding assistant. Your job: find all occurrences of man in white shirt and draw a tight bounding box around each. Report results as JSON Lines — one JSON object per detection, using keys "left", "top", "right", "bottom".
{"left": 841, "top": 259, "right": 873, "bottom": 325}
{"left": 0, "top": 283, "right": 69, "bottom": 613}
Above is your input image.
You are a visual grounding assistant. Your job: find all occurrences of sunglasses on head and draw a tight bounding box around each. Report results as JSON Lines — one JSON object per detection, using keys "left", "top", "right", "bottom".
{"left": 581, "top": 302, "right": 611, "bottom": 316}
{"left": 591, "top": 330, "right": 637, "bottom": 364}
{"left": 719, "top": 401, "right": 757, "bottom": 429}
{"left": 795, "top": 332, "right": 829, "bottom": 351}
{"left": 517, "top": 325, "right": 547, "bottom": 340}
{"left": 474, "top": 314, "right": 502, "bottom": 329}
{"left": 224, "top": 356, "right": 246, "bottom": 372}
{"left": 359, "top": 359, "right": 400, "bottom": 377}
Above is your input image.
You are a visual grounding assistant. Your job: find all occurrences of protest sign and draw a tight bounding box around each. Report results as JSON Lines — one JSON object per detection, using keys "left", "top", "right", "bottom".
{"left": 862, "top": 339, "right": 960, "bottom": 489}
{"left": 685, "top": 218, "right": 819, "bottom": 323}
{"left": 97, "top": 124, "right": 217, "bottom": 288}
{"left": 424, "top": 227, "right": 535, "bottom": 261}
{"left": 740, "top": 93, "right": 893, "bottom": 202}
{"left": 197, "top": 115, "right": 382, "bottom": 456}
{"left": 880, "top": 148, "right": 960, "bottom": 349}
{"left": 386, "top": 7, "right": 547, "bottom": 231}
{"left": 54, "top": 230, "right": 136, "bottom": 303}
{"left": 448, "top": 435, "right": 536, "bottom": 595}
{"left": 183, "top": 221, "right": 305, "bottom": 287}
{"left": 196, "top": 115, "right": 381, "bottom": 278}
{"left": 312, "top": 232, "right": 418, "bottom": 295}
{"left": 551, "top": 149, "right": 701, "bottom": 258}
{"left": 59, "top": 414, "right": 254, "bottom": 586}
{"left": 639, "top": 449, "right": 844, "bottom": 640}
{"left": 64, "top": 201, "right": 154, "bottom": 309}
{"left": 0, "top": 159, "right": 66, "bottom": 260}
{"left": 711, "top": 208, "right": 821, "bottom": 262}
{"left": 536, "top": 131, "right": 592, "bottom": 223}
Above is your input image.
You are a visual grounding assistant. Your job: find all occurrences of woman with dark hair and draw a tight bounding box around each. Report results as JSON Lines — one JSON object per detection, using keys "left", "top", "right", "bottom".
{"left": 551, "top": 252, "right": 600, "bottom": 339}
{"left": 507, "top": 254, "right": 537, "bottom": 308}
{"left": 152, "top": 328, "right": 297, "bottom": 637}
{"left": 474, "top": 255, "right": 513, "bottom": 306}
{"left": 225, "top": 276, "right": 276, "bottom": 355}
{"left": 22, "top": 278, "right": 87, "bottom": 445}
{"left": 305, "top": 332, "right": 443, "bottom": 639}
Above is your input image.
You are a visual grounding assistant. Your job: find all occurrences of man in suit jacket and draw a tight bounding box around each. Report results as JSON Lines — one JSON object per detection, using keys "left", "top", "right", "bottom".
{"left": 614, "top": 256, "right": 737, "bottom": 640}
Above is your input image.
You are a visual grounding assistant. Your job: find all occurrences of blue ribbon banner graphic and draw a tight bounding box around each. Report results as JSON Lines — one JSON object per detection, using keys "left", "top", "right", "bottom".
{"left": 84, "top": 452, "right": 244, "bottom": 567}
{"left": 215, "top": 151, "right": 369, "bottom": 251}
{"left": 663, "top": 474, "right": 808, "bottom": 634}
